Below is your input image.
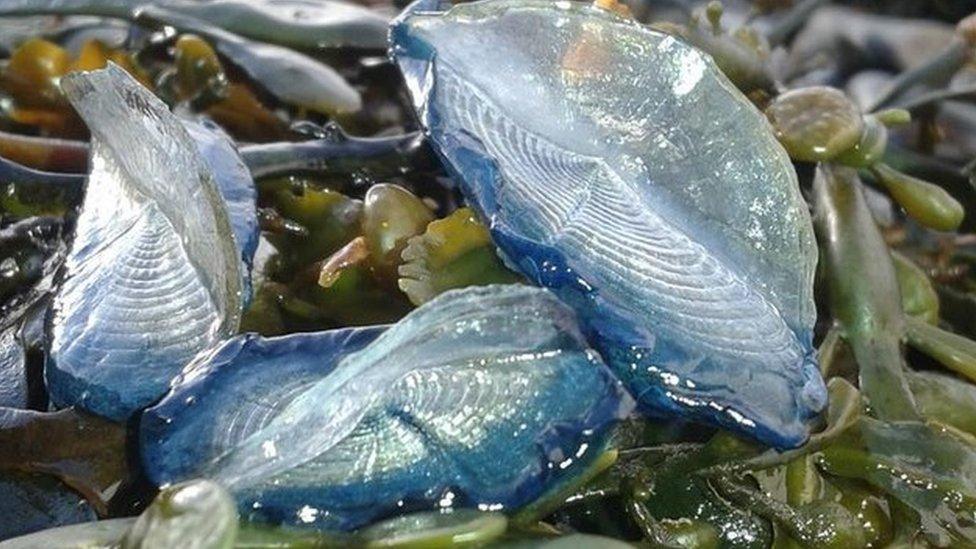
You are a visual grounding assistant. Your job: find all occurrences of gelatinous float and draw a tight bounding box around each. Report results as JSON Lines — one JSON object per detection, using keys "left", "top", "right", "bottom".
{"left": 46, "top": 64, "right": 255, "bottom": 421}
{"left": 391, "top": 0, "right": 825, "bottom": 447}
{"left": 141, "top": 285, "right": 630, "bottom": 530}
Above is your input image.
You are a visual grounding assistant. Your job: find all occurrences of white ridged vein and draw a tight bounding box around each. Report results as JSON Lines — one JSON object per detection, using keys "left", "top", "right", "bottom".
{"left": 201, "top": 286, "right": 605, "bottom": 494}
{"left": 436, "top": 67, "right": 804, "bottom": 371}
{"left": 50, "top": 65, "right": 242, "bottom": 411}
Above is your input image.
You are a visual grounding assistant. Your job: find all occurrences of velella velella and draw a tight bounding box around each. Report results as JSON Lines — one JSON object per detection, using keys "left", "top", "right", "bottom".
{"left": 140, "top": 325, "right": 385, "bottom": 490}
{"left": 46, "top": 64, "right": 252, "bottom": 421}
{"left": 391, "top": 0, "right": 826, "bottom": 448}
{"left": 140, "top": 284, "right": 631, "bottom": 530}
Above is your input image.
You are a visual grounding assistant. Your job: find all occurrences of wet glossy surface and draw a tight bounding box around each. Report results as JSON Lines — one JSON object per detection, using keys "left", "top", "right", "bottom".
{"left": 137, "top": 5, "right": 363, "bottom": 115}
{"left": 392, "top": 0, "right": 825, "bottom": 448}
{"left": 163, "top": 0, "right": 391, "bottom": 50}
{"left": 141, "top": 285, "right": 630, "bottom": 530}
{"left": 46, "top": 64, "right": 244, "bottom": 421}
{"left": 0, "top": 0, "right": 390, "bottom": 50}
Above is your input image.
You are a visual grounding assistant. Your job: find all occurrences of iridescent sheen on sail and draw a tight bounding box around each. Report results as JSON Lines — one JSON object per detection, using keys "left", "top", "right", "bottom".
{"left": 391, "top": 0, "right": 825, "bottom": 448}
{"left": 47, "top": 64, "right": 253, "bottom": 421}
{"left": 140, "top": 285, "right": 630, "bottom": 530}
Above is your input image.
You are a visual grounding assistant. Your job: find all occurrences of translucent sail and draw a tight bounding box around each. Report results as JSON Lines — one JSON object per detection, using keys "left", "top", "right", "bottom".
{"left": 391, "top": 0, "right": 825, "bottom": 447}
{"left": 141, "top": 285, "right": 630, "bottom": 530}
{"left": 47, "top": 64, "right": 246, "bottom": 421}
